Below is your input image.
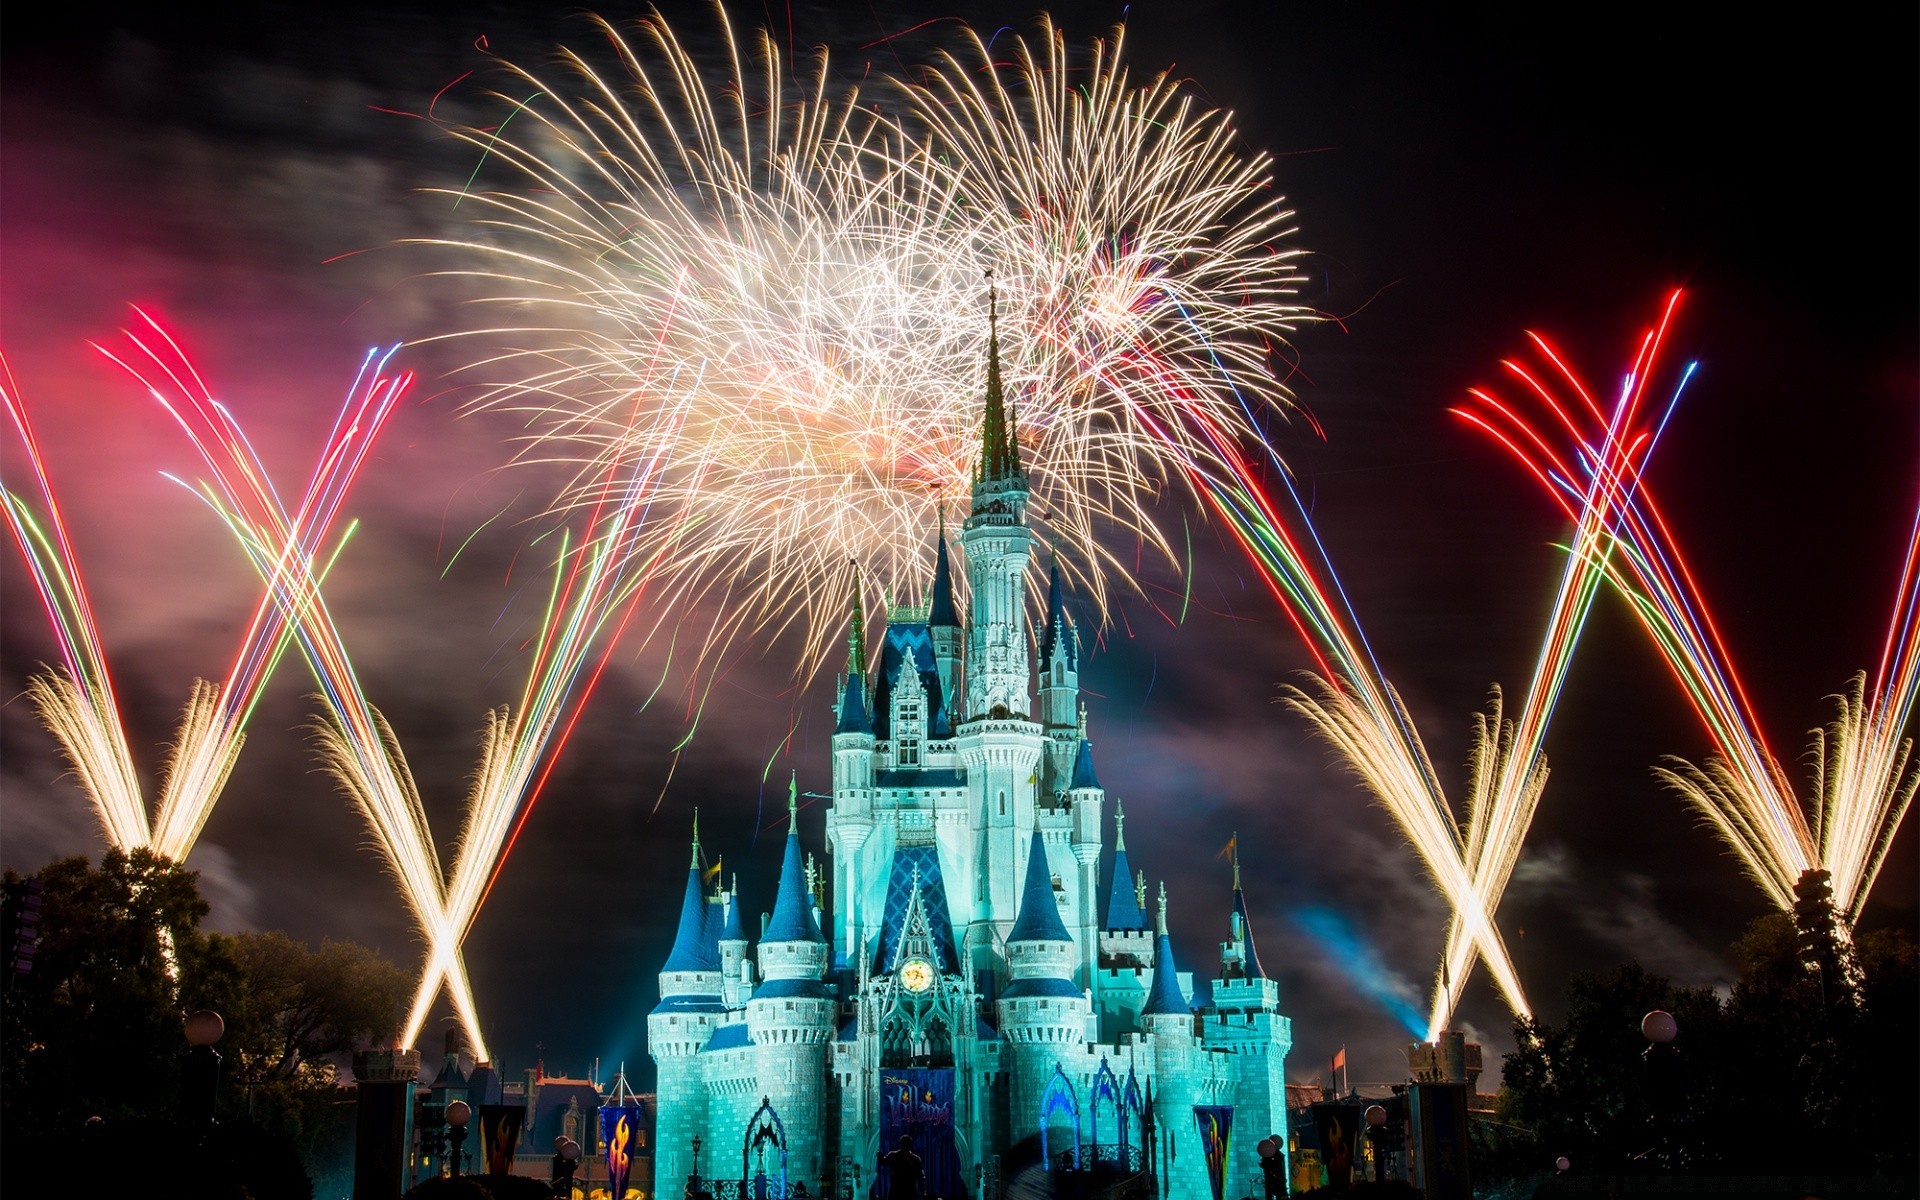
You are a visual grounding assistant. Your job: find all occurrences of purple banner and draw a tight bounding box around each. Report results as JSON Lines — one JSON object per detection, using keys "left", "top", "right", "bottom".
{"left": 600, "top": 1105, "right": 645, "bottom": 1198}
{"left": 1194, "top": 1105, "right": 1233, "bottom": 1200}
{"left": 878, "top": 1069, "right": 958, "bottom": 1198}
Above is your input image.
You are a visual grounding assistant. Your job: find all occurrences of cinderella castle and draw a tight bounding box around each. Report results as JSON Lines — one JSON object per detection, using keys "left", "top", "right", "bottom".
{"left": 647, "top": 306, "right": 1293, "bottom": 1199}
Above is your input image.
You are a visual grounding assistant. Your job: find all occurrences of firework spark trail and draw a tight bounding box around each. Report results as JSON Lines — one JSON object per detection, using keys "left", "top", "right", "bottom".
{"left": 1208, "top": 462, "right": 1533, "bottom": 1031}
{"left": 113, "top": 328, "right": 509, "bottom": 1058}
{"left": 2, "top": 359, "right": 149, "bottom": 851}
{"left": 176, "top": 347, "right": 684, "bottom": 1053}
{"left": 400, "top": 442, "right": 679, "bottom": 1048}
{"left": 1417, "top": 292, "right": 1696, "bottom": 1032}
{"left": 1461, "top": 295, "right": 1918, "bottom": 922}
{"left": 418, "top": 10, "right": 1560, "bottom": 1036}
{"left": 0, "top": 323, "right": 384, "bottom": 863}
{"left": 414, "top": 8, "right": 1311, "bottom": 687}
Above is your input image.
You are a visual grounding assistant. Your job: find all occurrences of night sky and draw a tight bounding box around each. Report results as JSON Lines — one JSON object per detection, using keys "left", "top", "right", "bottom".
{"left": 3, "top": 1, "right": 1914, "bottom": 1092}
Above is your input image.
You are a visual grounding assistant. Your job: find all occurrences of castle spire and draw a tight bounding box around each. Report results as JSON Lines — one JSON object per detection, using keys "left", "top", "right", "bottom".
{"left": 788, "top": 770, "right": 799, "bottom": 830}
{"left": 1007, "top": 829, "right": 1072, "bottom": 944}
{"left": 975, "top": 274, "right": 1019, "bottom": 486}
{"left": 1104, "top": 797, "right": 1148, "bottom": 932}
{"left": 928, "top": 517, "right": 960, "bottom": 628}
{"left": 765, "top": 792, "right": 825, "bottom": 945}
{"left": 663, "top": 816, "right": 719, "bottom": 972}
{"left": 846, "top": 569, "right": 868, "bottom": 677}
{"left": 1141, "top": 883, "right": 1190, "bottom": 1016}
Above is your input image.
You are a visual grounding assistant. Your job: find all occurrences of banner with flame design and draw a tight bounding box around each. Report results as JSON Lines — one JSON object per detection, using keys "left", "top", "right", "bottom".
{"left": 1194, "top": 1105, "right": 1234, "bottom": 1200}
{"left": 601, "top": 1105, "right": 646, "bottom": 1198}
{"left": 479, "top": 1104, "right": 525, "bottom": 1176}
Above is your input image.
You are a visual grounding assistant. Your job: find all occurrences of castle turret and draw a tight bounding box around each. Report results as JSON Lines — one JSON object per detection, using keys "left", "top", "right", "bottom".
{"left": 720, "top": 876, "right": 753, "bottom": 1008}
{"left": 1206, "top": 852, "right": 1292, "bottom": 1197}
{"left": 1038, "top": 565, "right": 1080, "bottom": 794}
{"left": 829, "top": 587, "right": 876, "bottom": 969}
{"left": 998, "top": 830, "right": 1086, "bottom": 1145}
{"left": 749, "top": 781, "right": 835, "bottom": 1188}
{"left": 1066, "top": 732, "right": 1103, "bottom": 995}
{"left": 929, "top": 522, "right": 964, "bottom": 712}
{"left": 959, "top": 284, "right": 1035, "bottom": 722}
{"left": 649, "top": 816, "right": 725, "bottom": 1191}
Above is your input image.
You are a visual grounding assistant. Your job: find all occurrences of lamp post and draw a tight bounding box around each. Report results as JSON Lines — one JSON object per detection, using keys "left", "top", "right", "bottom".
{"left": 1640, "top": 1009, "right": 1680, "bottom": 1168}
{"left": 446, "top": 1100, "right": 472, "bottom": 1178}
{"left": 183, "top": 1009, "right": 225, "bottom": 1130}
{"left": 690, "top": 1132, "right": 704, "bottom": 1198}
{"left": 1364, "top": 1105, "right": 1389, "bottom": 1183}
{"left": 552, "top": 1136, "right": 582, "bottom": 1197}
{"left": 1256, "top": 1136, "right": 1285, "bottom": 1199}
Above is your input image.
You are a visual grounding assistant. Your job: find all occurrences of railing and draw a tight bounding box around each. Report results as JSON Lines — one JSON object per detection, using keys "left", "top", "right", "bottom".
{"left": 692, "top": 1174, "right": 810, "bottom": 1200}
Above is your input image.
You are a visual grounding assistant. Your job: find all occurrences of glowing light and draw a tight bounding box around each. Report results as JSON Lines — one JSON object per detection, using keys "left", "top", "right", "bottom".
{"left": 1461, "top": 293, "right": 1918, "bottom": 927}
{"left": 416, "top": 8, "right": 1310, "bottom": 682}
{"left": 0, "top": 316, "right": 388, "bottom": 865}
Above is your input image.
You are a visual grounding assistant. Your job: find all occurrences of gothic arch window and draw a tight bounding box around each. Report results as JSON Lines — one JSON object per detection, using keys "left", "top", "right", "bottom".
{"left": 1039, "top": 1063, "right": 1082, "bottom": 1171}
{"left": 1090, "top": 1058, "right": 1121, "bottom": 1163}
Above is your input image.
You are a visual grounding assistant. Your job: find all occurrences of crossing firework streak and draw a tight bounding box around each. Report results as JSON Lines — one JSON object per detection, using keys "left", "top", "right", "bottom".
{"left": 0, "top": 316, "right": 388, "bottom": 864}
{"left": 1460, "top": 293, "right": 1918, "bottom": 925}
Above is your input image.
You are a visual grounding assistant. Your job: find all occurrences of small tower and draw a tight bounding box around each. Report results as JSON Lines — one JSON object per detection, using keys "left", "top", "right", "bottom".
{"left": 1037, "top": 564, "right": 1081, "bottom": 792}
{"left": 649, "top": 815, "right": 725, "bottom": 1191}
{"left": 748, "top": 779, "right": 834, "bottom": 1186}
{"left": 719, "top": 875, "right": 753, "bottom": 1008}
{"left": 1206, "top": 845, "right": 1293, "bottom": 1195}
{"left": 998, "top": 830, "right": 1087, "bottom": 1144}
{"left": 1065, "top": 725, "right": 1104, "bottom": 994}
{"left": 929, "top": 520, "right": 964, "bottom": 712}
{"left": 959, "top": 280, "right": 1035, "bottom": 721}
{"left": 828, "top": 585, "right": 877, "bottom": 969}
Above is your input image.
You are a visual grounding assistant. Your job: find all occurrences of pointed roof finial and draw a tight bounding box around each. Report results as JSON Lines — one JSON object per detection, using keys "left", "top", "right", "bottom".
{"left": 1156, "top": 881, "right": 1170, "bottom": 936}
{"left": 788, "top": 771, "right": 800, "bottom": 830}
{"left": 975, "top": 269, "right": 1018, "bottom": 486}
{"left": 1114, "top": 795, "right": 1127, "bottom": 851}
{"left": 1135, "top": 868, "right": 1147, "bottom": 910}
{"left": 1078, "top": 701, "right": 1089, "bottom": 741}
{"left": 847, "top": 565, "right": 868, "bottom": 677}
{"left": 690, "top": 807, "right": 702, "bottom": 869}
{"left": 1231, "top": 831, "right": 1241, "bottom": 892}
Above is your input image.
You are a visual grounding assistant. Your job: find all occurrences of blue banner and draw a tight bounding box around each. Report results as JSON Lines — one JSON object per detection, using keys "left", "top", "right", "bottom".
{"left": 878, "top": 1069, "right": 958, "bottom": 1198}
{"left": 600, "top": 1105, "right": 646, "bottom": 1198}
{"left": 1194, "top": 1105, "right": 1234, "bottom": 1200}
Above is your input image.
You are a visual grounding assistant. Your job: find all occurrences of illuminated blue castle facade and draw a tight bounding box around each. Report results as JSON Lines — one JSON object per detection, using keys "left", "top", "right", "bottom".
{"left": 648, "top": 313, "right": 1293, "bottom": 1198}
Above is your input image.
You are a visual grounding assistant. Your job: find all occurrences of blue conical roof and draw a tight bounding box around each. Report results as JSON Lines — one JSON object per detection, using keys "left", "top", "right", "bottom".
{"left": 763, "top": 815, "right": 825, "bottom": 944}
{"left": 721, "top": 881, "right": 746, "bottom": 942}
{"left": 1040, "top": 565, "right": 1077, "bottom": 668}
{"left": 1007, "top": 829, "right": 1072, "bottom": 944}
{"left": 929, "top": 529, "right": 960, "bottom": 628}
{"left": 1141, "top": 892, "right": 1190, "bottom": 1016}
{"left": 1141, "top": 932, "right": 1190, "bottom": 1016}
{"left": 835, "top": 672, "right": 872, "bottom": 735}
{"left": 1070, "top": 739, "right": 1100, "bottom": 790}
{"left": 1105, "top": 847, "right": 1146, "bottom": 931}
{"left": 662, "top": 865, "right": 719, "bottom": 972}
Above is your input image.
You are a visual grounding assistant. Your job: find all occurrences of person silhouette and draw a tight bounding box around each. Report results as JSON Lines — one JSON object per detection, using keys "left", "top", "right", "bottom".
{"left": 879, "top": 1134, "right": 925, "bottom": 1200}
